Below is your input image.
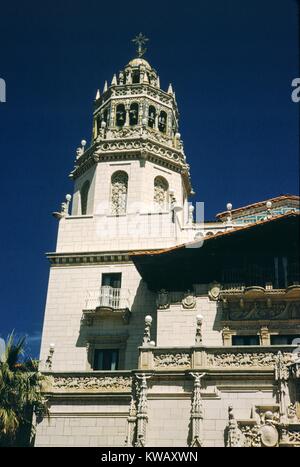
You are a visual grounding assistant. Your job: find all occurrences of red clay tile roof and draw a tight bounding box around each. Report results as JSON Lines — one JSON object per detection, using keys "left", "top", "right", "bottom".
{"left": 130, "top": 211, "right": 300, "bottom": 258}
{"left": 216, "top": 194, "right": 300, "bottom": 219}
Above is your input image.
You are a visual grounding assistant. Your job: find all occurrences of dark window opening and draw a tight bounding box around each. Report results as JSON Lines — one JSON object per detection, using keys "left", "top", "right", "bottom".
{"left": 116, "top": 104, "right": 126, "bottom": 127}
{"left": 80, "top": 180, "right": 90, "bottom": 215}
{"left": 158, "top": 111, "right": 167, "bottom": 133}
{"left": 129, "top": 103, "right": 139, "bottom": 126}
{"left": 101, "top": 272, "right": 122, "bottom": 288}
{"left": 148, "top": 106, "right": 156, "bottom": 128}
{"left": 93, "top": 349, "right": 119, "bottom": 370}
{"left": 132, "top": 70, "right": 140, "bottom": 84}
{"left": 271, "top": 335, "right": 300, "bottom": 345}
{"left": 232, "top": 335, "right": 260, "bottom": 346}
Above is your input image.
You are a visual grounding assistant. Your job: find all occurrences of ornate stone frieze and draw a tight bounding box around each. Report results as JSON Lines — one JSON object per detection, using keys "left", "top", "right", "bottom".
{"left": 46, "top": 375, "right": 132, "bottom": 392}
{"left": 208, "top": 351, "right": 293, "bottom": 368}
{"left": 153, "top": 353, "right": 191, "bottom": 369}
{"left": 281, "top": 429, "right": 300, "bottom": 444}
{"left": 222, "top": 301, "right": 300, "bottom": 321}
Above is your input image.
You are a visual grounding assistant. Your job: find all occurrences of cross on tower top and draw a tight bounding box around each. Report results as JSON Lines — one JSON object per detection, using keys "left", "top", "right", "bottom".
{"left": 132, "top": 33, "right": 149, "bottom": 58}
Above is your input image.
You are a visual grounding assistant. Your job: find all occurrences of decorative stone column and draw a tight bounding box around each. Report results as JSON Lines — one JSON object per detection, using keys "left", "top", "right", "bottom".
{"left": 135, "top": 373, "right": 151, "bottom": 447}
{"left": 124, "top": 387, "right": 137, "bottom": 447}
{"left": 274, "top": 351, "right": 289, "bottom": 419}
{"left": 124, "top": 103, "right": 130, "bottom": 127}
{"left": 189, "top": 372, "right": 205, "bottom": 447}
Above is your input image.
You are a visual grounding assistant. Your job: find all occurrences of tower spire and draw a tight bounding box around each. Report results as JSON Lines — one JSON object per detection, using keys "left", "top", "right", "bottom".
{"left": 132, "top": 33, "right": 149, "bottom": 58}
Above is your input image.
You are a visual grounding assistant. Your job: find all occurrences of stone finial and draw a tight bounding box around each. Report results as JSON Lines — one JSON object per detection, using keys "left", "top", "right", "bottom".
{"left": 167, "top": 83, "right": 173, "bottom": 95}
{"left": 111, "top": 74, "right": 117, "bottom": 86}
{"left": 95, "top": 89, "right": 100, "bottom": 100}
{"left": 142, "top": 315, "right": 152, "bottom": 346}
{"left": 266, "top": 200, "right": 273, "bottom": 219}
{"left": 53, "top": 194, "right": 72, "bottom": 219}
{"left": 195, "top": 314, "right": 203, "bottom": 344}
{"left": 103, "top": 81, "right": 108, "bottom": 93}
{"left": 45, "top": 343, "right": 55, "bottom": 370}
{"left": 226, "top": 202, "right": 233, "bottom": 223}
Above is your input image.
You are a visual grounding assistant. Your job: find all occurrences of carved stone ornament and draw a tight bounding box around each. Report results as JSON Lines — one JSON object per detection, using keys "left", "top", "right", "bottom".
{"left": 154, "top": 353, "right": 191, "bottom": 369}
{"left": 157, "top": 289, "right": 169, "bottom": 309}
{"left": 182, "top": 292, "right": 196, "bottom": 309}
{"left": 208, "top": 351, "right": 293, "bottom": 368}
{"left": 208, "top": 282, "right": 221, "bottom": 301}
{"left": 47, "top": 375, "right": 132, "bottom": 392}
{"left": 226, "top": 406, "right": 246, "bottom": 447}
{"left": 260, "top": 424, "right": 279, "bottom": 447}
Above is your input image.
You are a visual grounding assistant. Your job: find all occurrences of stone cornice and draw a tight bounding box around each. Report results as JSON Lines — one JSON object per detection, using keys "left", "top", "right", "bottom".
{"left": 46, "top": 249, "right": 158, "bottom": 266}
{"left": 70, "top": 137, "right": 189, "bottom": 183}
{"left": 47, "top": 251, "right": 132, "bottom": 266}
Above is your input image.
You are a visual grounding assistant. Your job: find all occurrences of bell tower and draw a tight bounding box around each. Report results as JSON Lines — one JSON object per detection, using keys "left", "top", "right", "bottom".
{"left": 55, "top": 35, "right": 194, "bottom": 253}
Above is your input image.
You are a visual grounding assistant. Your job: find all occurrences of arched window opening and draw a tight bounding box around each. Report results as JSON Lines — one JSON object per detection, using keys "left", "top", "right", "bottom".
{"left": 154, "top": 176, "right": 169, "bottom": 210}
{"left": 129, "top": 103, "right": 139, "bottom": 126}
{"left": 111, "top": 171, "right": 128, "bottom": 215}
{"left": 103, "top": 108, "right": 108, "bottom": 124}
{"left": 158, "top": 111, "right": 167, "bottom": 133}
{"left": 132, "top": 70, "right": 140, "bottom": 84}
{"left": 116, "top": 104, "right": 126, "bottom": 127}
{"left": 80, "top": 180, "right": 90, "bottom": 215}
{"left": 148, "top": 106, "right": 156, "bottom": 128}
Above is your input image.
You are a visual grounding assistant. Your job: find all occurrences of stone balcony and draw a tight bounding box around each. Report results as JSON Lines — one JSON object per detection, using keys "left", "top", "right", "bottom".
{"left": 81, "top": 286, "right": 131, "bottom": 325}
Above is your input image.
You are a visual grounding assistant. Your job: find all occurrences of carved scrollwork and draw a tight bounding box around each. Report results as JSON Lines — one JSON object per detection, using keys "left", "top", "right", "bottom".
{"left": 208, "top": 351, "right": 293, "bottom": 368}
{"left": 47, "top": 375, "right": 132, "bottom": 392}
{"left": 154, "top": 353, "right": 191, "bottom": 368}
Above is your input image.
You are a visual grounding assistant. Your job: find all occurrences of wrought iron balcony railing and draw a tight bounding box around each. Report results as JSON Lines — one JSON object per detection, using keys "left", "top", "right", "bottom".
{"left": 82, "top": 286, "right": 131, "bottom": 325}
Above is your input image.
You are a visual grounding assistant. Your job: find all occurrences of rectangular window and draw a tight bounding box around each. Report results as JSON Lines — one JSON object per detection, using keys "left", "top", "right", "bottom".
{"left": 232, "top": 335, "right": 260, "bottom": 346}
{"left": 101, "top": 273, "right": 122, "bottom": 288}
{"left": 270, "top": 335, "right": 300, "bottom": 345}
{"left": 93, "top": 349, "right": 119, "bottom": 370}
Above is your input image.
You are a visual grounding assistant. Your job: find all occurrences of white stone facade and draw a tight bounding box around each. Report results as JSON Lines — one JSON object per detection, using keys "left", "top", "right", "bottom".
{"left": 35, "top": 46, "right": 300, "bottom": 447}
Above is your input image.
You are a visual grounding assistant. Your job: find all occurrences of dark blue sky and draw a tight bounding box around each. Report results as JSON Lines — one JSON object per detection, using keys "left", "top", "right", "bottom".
{"left": 0, "top": 1, "right": 299, "bottom": 358}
